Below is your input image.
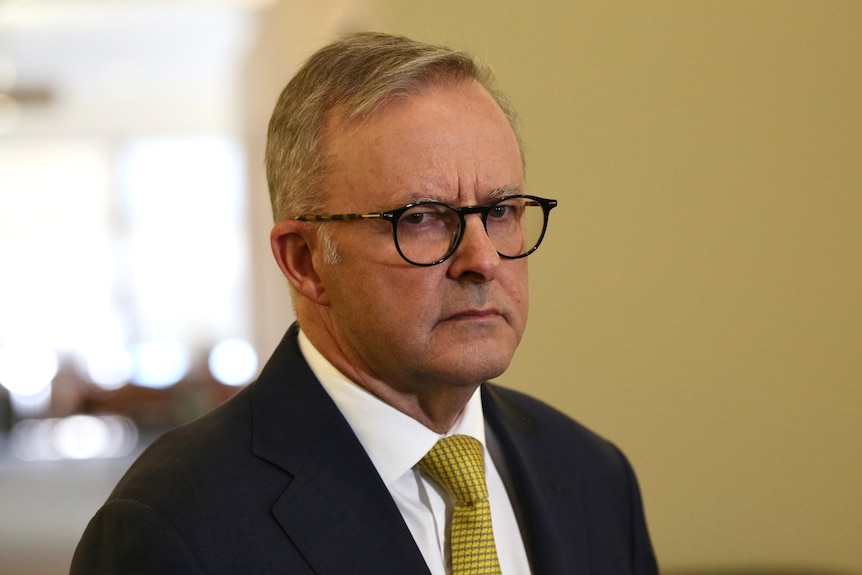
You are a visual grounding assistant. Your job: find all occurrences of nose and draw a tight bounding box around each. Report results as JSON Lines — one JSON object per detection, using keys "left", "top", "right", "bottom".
{"left": 446, "top": 214, "right": 500, "bottom": 282}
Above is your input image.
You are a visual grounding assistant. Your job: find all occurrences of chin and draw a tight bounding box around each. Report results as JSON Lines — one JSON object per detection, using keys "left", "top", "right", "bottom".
{"left": 448, "top": 348, "right": 515, "bottom": 384}
{"left": 424, "top": 323, "right": 521, "bottom": 380}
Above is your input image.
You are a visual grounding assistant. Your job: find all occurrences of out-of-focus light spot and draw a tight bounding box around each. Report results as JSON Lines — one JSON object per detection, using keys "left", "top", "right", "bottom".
{"left": 11, "top": 415, "right": 139, "bottom": 462}
{"left": 131, "top": 341, "right": 190, "bottom": 389}
{"left": 9, "top": 382, "right": 52, "bottom": 419}
{"left": 10, "top": 418, "right": 58, "bottom": 461}
{"left": 101, "top": 414, "right": 139, "bottom": 456}
{"left": 53, "top": 415, "right": 110, "bottom": 459}
{"left": 82, "top": 344, "right": 133, "bottom": 390}
{"left": 208, "top": 338, "right": 257, "bottom": 387}
{"left": 0, "top": 341, "right": 58, "bottom": 396}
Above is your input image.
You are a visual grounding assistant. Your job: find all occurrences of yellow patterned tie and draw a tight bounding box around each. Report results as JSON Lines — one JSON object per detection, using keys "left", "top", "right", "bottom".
{"left": 418, "top": 435, "right": 503, "bottom": 575}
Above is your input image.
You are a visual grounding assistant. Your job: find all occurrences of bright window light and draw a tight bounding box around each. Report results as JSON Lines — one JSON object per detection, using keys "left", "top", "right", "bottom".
{"left": 117, "top": 135, "right": 249, "bottom": 345}
{"left": 0, "top": 140, "right": 119, "bottom": 357}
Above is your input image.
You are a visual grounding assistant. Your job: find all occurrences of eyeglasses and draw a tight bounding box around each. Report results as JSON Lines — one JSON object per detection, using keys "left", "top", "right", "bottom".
{"left": 295, "top": 194, "right": 557, "bottom": 266}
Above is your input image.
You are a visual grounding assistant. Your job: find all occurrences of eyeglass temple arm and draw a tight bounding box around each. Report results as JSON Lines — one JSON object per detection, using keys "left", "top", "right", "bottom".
{"left": 295, "top": 213, "right": 385, "bottom": 222}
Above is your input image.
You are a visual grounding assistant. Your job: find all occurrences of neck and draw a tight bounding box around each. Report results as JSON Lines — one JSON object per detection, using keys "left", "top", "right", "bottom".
{"left": 297, "top": 312, "right": 479, "bottom": 434}
{"left": 359, "top": 378, "right": 478, "bottom": 434}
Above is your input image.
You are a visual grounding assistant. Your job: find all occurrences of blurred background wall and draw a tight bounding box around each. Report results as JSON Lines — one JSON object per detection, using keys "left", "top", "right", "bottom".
{"left": 0, "top": 1, "right": 859, "bottom": 573}
{"left": 365, "top": 2, "right": 861, "bottom": 573}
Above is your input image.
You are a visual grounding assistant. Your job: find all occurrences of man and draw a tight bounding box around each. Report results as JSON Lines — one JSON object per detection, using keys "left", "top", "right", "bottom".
{"left": 72, "top": 32, "right": 658, "bottom": 574}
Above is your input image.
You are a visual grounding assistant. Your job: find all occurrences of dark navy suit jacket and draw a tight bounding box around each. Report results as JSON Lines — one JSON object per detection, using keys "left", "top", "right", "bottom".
{"left": 71, "top": 324, "right": 658, "bottom": 574}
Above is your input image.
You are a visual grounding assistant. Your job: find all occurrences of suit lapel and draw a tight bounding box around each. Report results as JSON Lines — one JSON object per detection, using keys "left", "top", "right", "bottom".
{"left": 482, "top": 384, "right": 590, "bottom": 574}
{"left": 250, "top": 326, "right": 431, "bottom": 575}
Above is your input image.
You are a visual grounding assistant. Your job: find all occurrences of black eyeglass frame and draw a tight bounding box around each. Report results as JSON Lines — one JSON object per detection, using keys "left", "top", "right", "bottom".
{"left": 295, "top": 194, "right": 558, "bottom": 267}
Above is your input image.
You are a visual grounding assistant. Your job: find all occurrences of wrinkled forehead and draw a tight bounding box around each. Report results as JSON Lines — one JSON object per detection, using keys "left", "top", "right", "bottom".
{"left": 320, "top": 81, "right": 524, "bottom": 210}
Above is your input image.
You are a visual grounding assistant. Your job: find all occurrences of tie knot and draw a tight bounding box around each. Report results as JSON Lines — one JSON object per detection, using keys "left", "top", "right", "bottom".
{"left": 418, "top": 435, "right": 488, "bottom": 505}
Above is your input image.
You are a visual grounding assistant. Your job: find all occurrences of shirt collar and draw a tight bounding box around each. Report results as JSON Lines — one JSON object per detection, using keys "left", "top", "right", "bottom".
{"left": 297, "top": 329, "right": 487, "bottom": 486}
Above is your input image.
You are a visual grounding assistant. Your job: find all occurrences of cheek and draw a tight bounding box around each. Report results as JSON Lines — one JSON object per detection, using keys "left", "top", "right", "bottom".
{"left": 332, "top": 263, "right": 440, "bottom": 328}
{"left": 506, "top": 261, "right": 530, "bottom": 304}
{"left": 504, "top": 265, "right": 531, "bottom": 338}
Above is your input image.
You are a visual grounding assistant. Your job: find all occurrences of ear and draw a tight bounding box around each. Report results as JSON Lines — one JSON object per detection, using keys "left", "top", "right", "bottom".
{"left": 270, "top": 220, "right": 331, "bottom": 306}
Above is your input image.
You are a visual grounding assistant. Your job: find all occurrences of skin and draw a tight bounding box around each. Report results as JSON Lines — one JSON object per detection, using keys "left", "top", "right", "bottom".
{"left": 270, "top": 79, "right": 529, "bottom": 433}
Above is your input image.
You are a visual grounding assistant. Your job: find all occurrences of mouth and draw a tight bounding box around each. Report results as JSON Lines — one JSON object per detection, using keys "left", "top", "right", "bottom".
{"left": 443, "top": 308, "right": 503, "bottom": 322}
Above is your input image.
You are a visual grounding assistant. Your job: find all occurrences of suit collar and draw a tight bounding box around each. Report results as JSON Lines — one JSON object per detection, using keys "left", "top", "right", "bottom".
{"left": 482, "top": 384, "right": 590, "bottom": 574}
{"left": 248, "top": 326, "right": 583, "bottom": 574}
{"left": 250, "top": 324, "right": 431, "bottom": 575}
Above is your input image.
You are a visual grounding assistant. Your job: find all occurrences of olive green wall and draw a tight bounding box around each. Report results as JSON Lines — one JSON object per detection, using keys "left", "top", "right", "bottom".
{"left": 368, "top": 1, "right": 861, "bottom": 571}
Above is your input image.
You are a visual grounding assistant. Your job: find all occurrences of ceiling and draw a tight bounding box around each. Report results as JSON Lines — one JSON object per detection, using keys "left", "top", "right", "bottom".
{"left": 0, "top": 0, "right": 273, "bottom": 135}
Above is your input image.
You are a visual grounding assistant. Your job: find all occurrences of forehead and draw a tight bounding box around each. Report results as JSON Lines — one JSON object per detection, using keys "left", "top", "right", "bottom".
{"left": 323, "top": 81, "right": 524, "bottom": 209}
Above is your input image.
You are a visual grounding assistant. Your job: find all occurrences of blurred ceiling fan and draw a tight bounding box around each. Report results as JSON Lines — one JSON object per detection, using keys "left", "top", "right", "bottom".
{"left": 2, "top": 85, "right": 53, "bottom": 105}
{"left": 0, "top": 58, "right": 54, "bottom": 132}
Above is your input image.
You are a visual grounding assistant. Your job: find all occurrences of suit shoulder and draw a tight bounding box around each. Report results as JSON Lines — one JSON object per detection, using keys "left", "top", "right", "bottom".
{"left": 108, "top": 384, "right": 278, "bottom": 511}
{"left": 483, "top": 383, "right": 606, "bottom": 440}
{"left": 483, "top": 383, "right": 632, "bottom": 472}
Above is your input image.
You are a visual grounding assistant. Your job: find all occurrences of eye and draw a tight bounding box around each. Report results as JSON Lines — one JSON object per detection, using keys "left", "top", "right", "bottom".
{"left": 400, "top": 204, "right": 452, "bottom": 227}
{"left": 489, "top": 199, "right": 524, "bottom": 221}
{"left": 488, "top": 204, "right": 511, "bottom": 219}
{"left": 403, "top": 211, "right": 431, "bottom": 225}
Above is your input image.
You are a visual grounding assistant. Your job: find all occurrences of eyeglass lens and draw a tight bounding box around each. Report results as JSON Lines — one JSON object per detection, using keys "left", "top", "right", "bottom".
{"left": 394, "top": 197, "right": 547, "bottom": 265}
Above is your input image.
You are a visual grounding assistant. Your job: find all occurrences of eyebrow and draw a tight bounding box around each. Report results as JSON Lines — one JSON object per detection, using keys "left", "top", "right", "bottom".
{"left": 486, "top": 184, "right": 522, "bottom": 200}
{"left": 400, "top": 184, "right": 522, "bottom": 206}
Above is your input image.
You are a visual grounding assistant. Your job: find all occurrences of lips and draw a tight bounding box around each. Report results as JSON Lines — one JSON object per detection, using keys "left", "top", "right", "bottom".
{"left": 444, "top": 308, "right": 502, "bottom": 321}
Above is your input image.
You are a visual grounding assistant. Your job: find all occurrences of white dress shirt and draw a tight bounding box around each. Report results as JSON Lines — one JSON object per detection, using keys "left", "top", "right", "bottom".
{"left": 298, "top": 331, "right": 532, "bottom": 575}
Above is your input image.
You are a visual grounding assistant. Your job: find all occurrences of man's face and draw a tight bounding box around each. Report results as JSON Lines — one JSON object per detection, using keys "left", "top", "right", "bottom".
{"left": 313, "top": 80, "right": 529, "bottom": 395}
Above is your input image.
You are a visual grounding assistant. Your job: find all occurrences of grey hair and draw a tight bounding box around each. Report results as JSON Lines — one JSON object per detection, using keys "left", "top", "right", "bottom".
{"left": 264, "top": 31, "right": 523, "bottom": 231}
